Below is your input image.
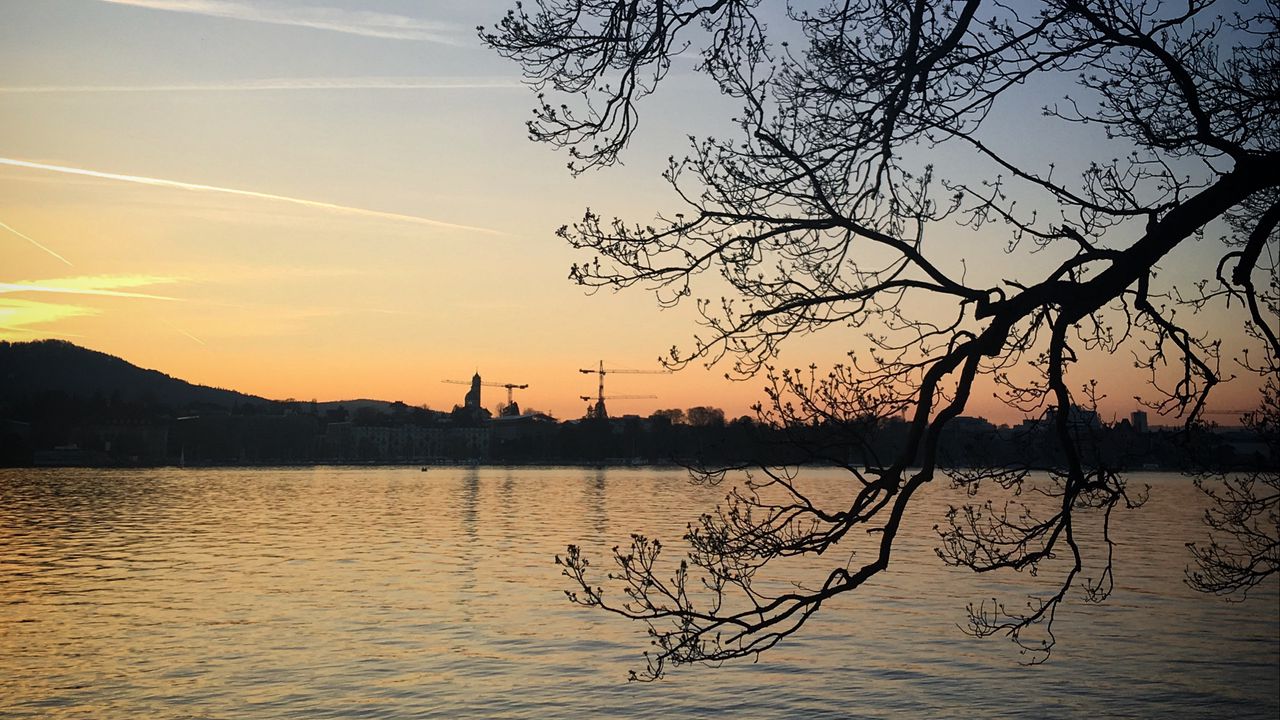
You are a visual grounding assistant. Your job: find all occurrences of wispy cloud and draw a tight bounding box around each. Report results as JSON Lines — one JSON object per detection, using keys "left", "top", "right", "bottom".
{"left": 0, "top": 275, "right": 183, "bottom": 340}
{"left": 0, "top": 158, "right": 505, "bottom": 236}
{"left": 0, "top": 275, "right": 183, "bottom": 301}
{"left": 0, "top": 298, "right": 96, "bottom": 339}
{"left": 93, "top": 0, "right": 465, "bottom": 43}
{"left": 0, "top": 218, "right": 73, "bottom": 265}
{"left": 0, "top": 76, "right": 522, "bottom": 94}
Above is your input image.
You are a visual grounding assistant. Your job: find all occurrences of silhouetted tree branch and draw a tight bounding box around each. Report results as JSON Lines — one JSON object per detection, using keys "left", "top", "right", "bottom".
{"left": 486, "top": 0, "right": 1279, "bottom": 679}
{"left": 1187, "top": 369, "right": 1280, "bottom": 598}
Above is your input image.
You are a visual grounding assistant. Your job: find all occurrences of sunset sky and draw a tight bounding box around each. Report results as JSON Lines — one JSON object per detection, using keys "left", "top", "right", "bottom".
{"left": 0, "top": 0, "right": 1263, "bottom": 423}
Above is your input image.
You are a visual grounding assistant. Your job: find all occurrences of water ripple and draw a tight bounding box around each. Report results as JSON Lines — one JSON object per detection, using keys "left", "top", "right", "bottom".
{"left": 0, "top": 467, "right": 1275, "bottom": 719}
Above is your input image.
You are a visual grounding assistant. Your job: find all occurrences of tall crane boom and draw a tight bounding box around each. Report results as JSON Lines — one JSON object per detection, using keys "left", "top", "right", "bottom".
{"left": 441, "top": 379, "right": 529, "bottom": 405}
{"left": 578, "top": 360, "right": 669, "bottom": 419}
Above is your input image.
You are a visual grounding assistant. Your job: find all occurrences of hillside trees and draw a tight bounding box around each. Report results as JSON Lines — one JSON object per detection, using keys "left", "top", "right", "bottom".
{"left": 484, "top": 0, "right": 1279, "bottom": 679}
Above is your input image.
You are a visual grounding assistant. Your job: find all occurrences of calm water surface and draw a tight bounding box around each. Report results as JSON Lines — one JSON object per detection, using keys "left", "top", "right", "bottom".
{"left": 1, "top": 467, "right": 1276, "bottom": 719}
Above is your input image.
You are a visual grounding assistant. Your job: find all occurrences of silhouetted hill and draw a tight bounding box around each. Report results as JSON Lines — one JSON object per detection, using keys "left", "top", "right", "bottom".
{"left": 314, "top": 399, "right": 410, "bottom": 414}
{"left": 0, "top": 340, "right": 265, "bottom": 413}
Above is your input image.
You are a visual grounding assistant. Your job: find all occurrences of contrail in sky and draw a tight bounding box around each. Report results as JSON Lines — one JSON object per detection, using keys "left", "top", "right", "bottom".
{"left": 0, "top": 158, "right": 505, "bottom": 236}
{"left": 92, "top": 0, "right": 464, "bottom": 44}
{"left": 0, "top": 77, "right": 523, "bottom": 94}
{"left": 0, "top": 219, "right": 73, "bottom": 265}
{"left": 159, "top": 319, "right": 206, "bottom": 344}
{"left": 175, "top": 327, "right": 206, "bottom": 345}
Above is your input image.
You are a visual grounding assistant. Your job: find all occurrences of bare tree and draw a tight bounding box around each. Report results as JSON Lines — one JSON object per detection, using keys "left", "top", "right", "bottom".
{"left": 484, "top": 0, "right": 1279, "bottom": 679}
{"left": 1186, "top": 187, "right": 1280, "bottom": 598}
{"left": 1187, "top": 372, "right": 1279, "bottom": 597}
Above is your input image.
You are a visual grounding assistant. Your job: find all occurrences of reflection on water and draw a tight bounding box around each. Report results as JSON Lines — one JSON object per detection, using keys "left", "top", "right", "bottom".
{"left": 0, "top": 467, "right": 1276, "bottom": 719}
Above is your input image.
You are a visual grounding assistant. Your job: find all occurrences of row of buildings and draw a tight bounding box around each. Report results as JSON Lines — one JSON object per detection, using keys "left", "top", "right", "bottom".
{"left": 2, "top": 372, "right": 1268, "bottom": 468}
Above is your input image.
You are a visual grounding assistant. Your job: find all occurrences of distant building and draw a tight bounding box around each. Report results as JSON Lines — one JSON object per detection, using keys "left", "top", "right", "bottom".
{"left": 1130, "top": 411, "right": 1149, "bottom": 433}
{"left": 1043, "top": 405, "right": 1102, "bottom": 431}
{"left": 464, "top": 372, "right": 482, "bottom": 411}
{"left": 324, "top": 422, "right": 489, "bottom": 462}
{"left": 490, "top": 412, "right": 559, "bottom": 459}
{"left": 452, "top": 373, "right": 492, "bottom": 425}
{"left": 949, "top": 416, "right": 997, "bottom": 434}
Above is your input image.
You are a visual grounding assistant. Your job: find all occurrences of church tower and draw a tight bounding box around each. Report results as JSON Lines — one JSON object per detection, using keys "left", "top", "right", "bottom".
{"left": 464, "top": 372, "right": 482, "bottom": 411}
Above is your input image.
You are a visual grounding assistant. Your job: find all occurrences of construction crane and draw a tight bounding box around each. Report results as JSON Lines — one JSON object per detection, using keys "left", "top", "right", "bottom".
{"left": 580, "top": 395, "right": 658, "bottom": 420}
{"left": 578, "top": 360, "right": 670, "bottom": 420}
{"left": 442, "top": 378, "right": 529, "bottom": 411}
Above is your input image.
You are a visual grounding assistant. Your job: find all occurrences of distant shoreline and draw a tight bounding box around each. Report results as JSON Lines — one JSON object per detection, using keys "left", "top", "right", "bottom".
{"left": 4, "top": 461, "right": 1198, "bottom": 474}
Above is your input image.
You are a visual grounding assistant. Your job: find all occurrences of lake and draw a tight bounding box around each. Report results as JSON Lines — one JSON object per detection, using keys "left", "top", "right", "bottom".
{"left": 1, "top": 467, "right": 1276, "bottom": 718}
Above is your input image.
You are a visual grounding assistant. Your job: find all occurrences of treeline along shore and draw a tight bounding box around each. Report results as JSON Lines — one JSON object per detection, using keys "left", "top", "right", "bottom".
{"left": 0, "top": 340, "right": 1269, "bottom": 469}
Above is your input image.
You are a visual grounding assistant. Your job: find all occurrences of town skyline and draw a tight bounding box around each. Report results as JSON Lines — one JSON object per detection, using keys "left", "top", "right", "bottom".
{"left": 8, "top": 337, "right": 1255, "bottom": 471}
